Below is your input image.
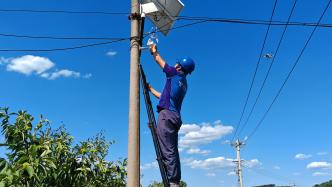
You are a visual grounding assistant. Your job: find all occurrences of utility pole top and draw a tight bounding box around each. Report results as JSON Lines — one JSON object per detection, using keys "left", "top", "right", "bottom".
{"left": 232, "top": 139, "right": 245, "bottom": 148}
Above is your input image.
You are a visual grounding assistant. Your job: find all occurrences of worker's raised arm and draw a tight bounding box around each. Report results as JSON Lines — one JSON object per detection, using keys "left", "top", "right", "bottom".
{"left": 147, "top": 83, "right": 161, "bottom": 99}
{"left": 150, "top": 44, "right": 166, "bottom": 69}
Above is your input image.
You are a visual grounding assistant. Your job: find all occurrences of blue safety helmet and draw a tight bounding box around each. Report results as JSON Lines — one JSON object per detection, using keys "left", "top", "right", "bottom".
{"left": 178, "top": 57, "right": 195, "bottom": 74}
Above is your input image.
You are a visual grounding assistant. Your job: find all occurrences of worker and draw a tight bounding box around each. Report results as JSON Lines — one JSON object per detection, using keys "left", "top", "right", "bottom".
{"left": 148, "top": 44, "right": 195, "bottom": 187}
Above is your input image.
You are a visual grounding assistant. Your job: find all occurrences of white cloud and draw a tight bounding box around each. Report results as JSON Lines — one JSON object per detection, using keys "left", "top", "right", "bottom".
{"left": 295, "top": 153, "right": 312, "bottom": 160}
{"left": 307, "top": 162, "right": 332, "bottom": 170}
{"left": 47, "top": 69, "right": 80, "bottom": 80}
{"left": 218, "top": 180, "right": 225, "bottom": 185}
{"left": 83, "top": 73, "right": 92, "bottom": 79}
{"left": 5, "top": 55, "right": 54, "bottom": 75}
{"left": 40, "top": 72, "right": 50, "bottom": 78}
{"left": 273, "top": 166, "right": 281, "bottom": 170}
{"left": 106, "top": 50, "right": 117, "bottom": 57}
{"left": 140, "top": 161, "right": 158, "bottom": 170}
{"left": 185, "top": 157, "right": 234, "bottom": 170}
{"left": 0, "top": 55, "right": 91, "bottom": 80}
{"left": 186, "top": 148, "right": 211, "bottom": 155}
{"left": 312, "top": 172, "right": 332, "bottom": 176}
{"left": 179, "top": 121, "right": 233, "bottom": 149}
{"left": 227, "top": 171, "right": 236, "bottom": 176}
{"left": 206, "top": 172, "right": 216, "bottom": 177}
{"left": 221, "top": 140, "right": 231, "bottom": 145}
{"left": 317, "top": 152, "right": 328, "bottom": 156}
{"left": 213, "top": 120, "right": 222, "bottom": 124}
{"left": 181, "top": 157, "right": 195, "bottom": 164}
{"left": 0, "top": 57, "right": 10, "bottom": 65}
{"left": 244, "top": 159, "right": 262, "bottom": 168}
{"left": 184, "top": 156, "right": 260, "bottom": 170}
{"left": 179, "top": 124, "right": 200, "bottom": 135}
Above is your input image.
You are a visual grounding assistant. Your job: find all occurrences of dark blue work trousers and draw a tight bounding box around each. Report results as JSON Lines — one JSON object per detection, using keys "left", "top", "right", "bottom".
{"left": 157, "top": 109, "right": 182, "bottom": 183}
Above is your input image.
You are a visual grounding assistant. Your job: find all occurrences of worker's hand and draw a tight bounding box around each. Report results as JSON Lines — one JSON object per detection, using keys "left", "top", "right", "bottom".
{"left": 146, "top": 83, "right": 152, "bottom": 91}
{"left": 150, "top": 44, "right": 157, "bottom": 55}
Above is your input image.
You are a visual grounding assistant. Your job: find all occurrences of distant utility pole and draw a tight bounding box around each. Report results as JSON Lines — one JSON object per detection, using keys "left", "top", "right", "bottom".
{"left": 232, "top": 139, "right": 245, "bottom": 187}
{"left": 127, "top": 0, "right": 141, "bottom": 186}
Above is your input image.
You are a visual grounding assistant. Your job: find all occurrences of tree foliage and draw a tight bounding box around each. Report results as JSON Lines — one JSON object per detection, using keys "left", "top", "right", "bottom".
{"left": 314, "top": 180, "right": 332, "bottom": 187}
{"left": 0, "top": 107, "right": 127, "bottom": 187}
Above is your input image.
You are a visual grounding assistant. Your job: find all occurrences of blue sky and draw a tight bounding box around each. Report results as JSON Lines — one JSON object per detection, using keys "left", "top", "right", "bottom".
{"left": 1, "top": 0, "right": 332, "bottom": 186}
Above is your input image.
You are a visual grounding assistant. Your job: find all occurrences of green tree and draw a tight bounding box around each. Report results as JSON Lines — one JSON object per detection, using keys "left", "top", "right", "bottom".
{"left": 0, "top": 107, "right": 127, "bottom": 187}
{"left": 148, "top": 181, "right": 187, "bottom": 187}
{"left": 314, "top": 180, "right": 332, "bottom": 187}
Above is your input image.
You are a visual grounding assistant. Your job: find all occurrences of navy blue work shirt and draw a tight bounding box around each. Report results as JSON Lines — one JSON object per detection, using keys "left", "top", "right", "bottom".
{"left": 157, "top": 63, "right": 188, "bottom": 114}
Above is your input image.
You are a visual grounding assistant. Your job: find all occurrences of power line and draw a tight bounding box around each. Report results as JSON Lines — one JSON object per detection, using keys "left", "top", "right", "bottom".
{"left": 0, "top": 16, "right": 332, "bottom": 42}
{"left": 237, "top": 0, "right": 298, "bottom": 138}
{"left": 0, "top": 20, "right": 206, "bottom": 52}
{"left": 156, "top": 20, "right": 208, "bottom": 34}
{"left": 0, "top": 18, "right": 201, "bottom": 41}
{"left": 1, "top": 8, "right": 332, "bottom": 28}
{"left": 0, "top": 38, "right": 128, "bottom": 52}
{"left": 245, "top": 0, "right": 332, "bottom": 142}
{"left": 0, "top": 6, "right": 330, "bottom": 52}
{"left": 0, "top": 9, "right": 128, "bottom": 15}
{"left": 0, "top": 33, "right": 124, "bottom": 40}
{"left": 0, "top": 19, "right": 331, "bottom": 42}
{"left": 179, "top": 16, "right": 332, "bottom": 28}
{"left": 232, "top": 0, "right": 279, "bottom": 142}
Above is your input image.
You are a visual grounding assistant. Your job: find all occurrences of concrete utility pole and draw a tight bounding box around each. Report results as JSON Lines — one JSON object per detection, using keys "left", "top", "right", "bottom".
{"left": 127, "top": 0, "right": 140, "bottom": 186}
{"left": 232, "top": 139, "right": 244, "bottom": 187}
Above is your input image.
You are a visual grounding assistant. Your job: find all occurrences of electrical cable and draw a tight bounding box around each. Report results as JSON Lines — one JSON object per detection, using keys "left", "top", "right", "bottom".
{"left": 178, "top": 16, "right": 332, "bottom": 28}
{"left": 0, "top": 8, "right": 332, "bottom": 28}
{"left": 1, "top": 19, "right": 331, "bottom": 42}
{"left": 237, "top": 0, "right": 298, "bottom": 138}
{"left": 231, "top": 0, "right": 279, "bottom": 142}
{"left": 0, "top": 38, "right": 128, "bottom": 52}
{"left": 0, "top": 9, "right": 127, "bottom": 15}
{"left": 0, "top": 33, "right": 125, "bottom": 40}
{"left": 0, "top": 16, "right": 332, "bottom": 42}
{"left": 0, "top": 20, "right": 207, "bottom": 52}
{"left": 245, "top": 0, "right": 332, "bottom": 142}
{"left": 0, "top": 18, "right": 202, "bottom": 42}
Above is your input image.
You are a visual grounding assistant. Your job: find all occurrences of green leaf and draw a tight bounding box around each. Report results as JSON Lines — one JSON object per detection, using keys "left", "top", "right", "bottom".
{"left": 56, "top": 142, "right": 63, "bottom": 151}
{"left": 22, "top": 162, "right": 29, "bottom": 169}
{"left": 16, "top": 155, "right": 29, "bottom": 164}
{"left": 26, "top": 165, "right": 34, "bottom": 178}
{"left": 36, "top": 123, "right": 42, "bottom": 130}
{"left": 40, "top": 149, "right": 52, "bottom": 157}
{"left": 47, "top": 161, "right": 56, "bottom": 169}
{"left": 30, "top": 145, "right": 38, "bottom": 157}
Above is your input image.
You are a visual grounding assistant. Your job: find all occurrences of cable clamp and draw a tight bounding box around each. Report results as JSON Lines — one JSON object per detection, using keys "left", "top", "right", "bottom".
{"left": 128, "top": 13, "right": 142, "bottom": 20}
{"left": 130, "top": 36, "right": 140, "bottom": 41}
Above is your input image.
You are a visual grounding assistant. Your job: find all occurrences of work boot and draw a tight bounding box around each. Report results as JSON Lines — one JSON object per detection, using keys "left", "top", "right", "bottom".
{"left": 170, "top": 182, "right": 180, "bottom": 187}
